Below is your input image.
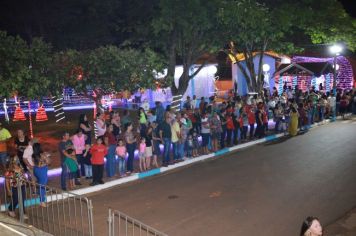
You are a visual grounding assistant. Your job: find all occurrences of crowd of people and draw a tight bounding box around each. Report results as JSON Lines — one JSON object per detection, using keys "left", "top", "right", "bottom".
{"left": 0, "top": 85, "right": 355, "bottom": 219}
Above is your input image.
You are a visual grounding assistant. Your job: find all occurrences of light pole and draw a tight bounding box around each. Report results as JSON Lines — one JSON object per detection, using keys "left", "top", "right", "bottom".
{"left": 329, "top": 44, "right": 342, "bottom": 121}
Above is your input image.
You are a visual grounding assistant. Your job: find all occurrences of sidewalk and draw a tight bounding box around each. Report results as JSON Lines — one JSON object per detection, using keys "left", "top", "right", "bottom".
{"left": 325, "top": 207, "right": 356, "bottom": 236}
{"left": 0, "top": 213, "right": 52, "bottom": 236}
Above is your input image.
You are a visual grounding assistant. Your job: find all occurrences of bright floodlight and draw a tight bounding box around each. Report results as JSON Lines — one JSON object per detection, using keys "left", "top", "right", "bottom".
{"left": 262, "top": 64, "right": 270, "bottom": 72}
{"left": 332, "top": 64, "right": 340, "bottom": 71}
{"left": 330, "top": 44, "right": 342, "bottom": 55}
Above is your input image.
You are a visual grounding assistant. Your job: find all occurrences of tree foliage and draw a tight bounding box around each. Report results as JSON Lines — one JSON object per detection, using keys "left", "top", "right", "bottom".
{"left": 0, "top": 31, "right": 52, "bottom": 99}
{"left": 152, "top": 0, "right": 220, "bottom": 95}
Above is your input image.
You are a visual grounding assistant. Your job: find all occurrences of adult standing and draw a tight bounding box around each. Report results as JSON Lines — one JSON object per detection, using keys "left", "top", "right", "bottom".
{"left": 32, "top": 143, "right": 50, "bottom": 207}
{"left": 96, "top": 112, "right": 106, "bottom": 139}
{"left": 158, "top": 116, "right": 172, "bottom": 166}
{"left": 79, "top": 114, "right": 92, "bottom": 144}
{"left": 171, "top": 115, "right": 181, "bottom": 162}
{"left": 0, "top": 122, "right": 11, "bottom": 174}
{"left": 121, "top": 110, "right": 132, "bottom": 128}
{"left": 5, "top": 160, "right": 27, "bottom": 219}
{"left": 110, "top": 111, "right": 121, "bottom": 140}
{"left": 151, "top": 122, "right": 160, "bottom": 168}
{"left": 210, "top": 111, "right": 222, "bottom": 152}
{"left": 155, "top": 101, "right": 165, "bottom": 125}
{"left": 138, "top": 107, "right": 148, "bottom": 137}
{"left": 144, "top": 124, "right": 153, "bottom": 169}
{"left": 200, "top": 113, "right": 211, "bottom": 154}
{"left": 72, "top": 129, "right": 86, "bottom": 177}
{"left": 14, "top": 129, "right": 29, "bottom": 171}
{"left": 104, "top": 124, "right": 117, "bottom": 177}
{"left": 219, "top": 109, "right": 227, "bottom": 148}
{"left": 59, "top": 132, "right": 80, "bottom": 191}
{"left": 124, "top": 123, "right": 137, "bottom": 174}
{"left": 255, "top": 103, "right": 264, "bottom": 139}
{"left": 23, "top": 139, "right": 36, "bottom": 182}
{"left": 289, "top": 106, "right": 299, "bottom": 136}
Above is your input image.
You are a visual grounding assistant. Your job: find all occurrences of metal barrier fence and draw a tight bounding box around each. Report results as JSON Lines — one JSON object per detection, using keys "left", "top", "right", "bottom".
{"left": 108, "top": 209, "right": 168, "bottom": 236}
{"left": 1, "top": 176, "right": 94, "bottom": 236}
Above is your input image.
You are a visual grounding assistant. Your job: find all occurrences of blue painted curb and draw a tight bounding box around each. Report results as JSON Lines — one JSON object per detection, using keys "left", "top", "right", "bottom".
{"left": 138, "top": 168, "right": 161, "bottom": 179}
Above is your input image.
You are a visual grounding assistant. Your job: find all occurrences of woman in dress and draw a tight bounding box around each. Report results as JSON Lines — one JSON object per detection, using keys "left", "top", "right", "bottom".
{"left": 289, "top": 106, "right": 299, "bottom": 136}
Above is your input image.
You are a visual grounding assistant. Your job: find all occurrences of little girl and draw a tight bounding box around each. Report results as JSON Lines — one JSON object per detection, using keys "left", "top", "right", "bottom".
{"left": 192, "top": 131, "right": 199, "bottom": 157}
{"left": 82, "top": 144, "right": 92, "bottom": 179}
{"left": 138, "top": 137, "right": 146, "bottom": 172}
{"left": 64, "top": 149, "right": 79, "bottom": 190}
{"left": 115, "top": 139, "right": 127, "bottom": 177}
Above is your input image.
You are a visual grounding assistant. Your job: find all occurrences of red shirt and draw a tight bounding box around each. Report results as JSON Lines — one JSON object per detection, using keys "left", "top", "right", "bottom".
{"left": 104, "top": 131, "right": 116, "bottom": 145}
{"left": 90, "top": 144, "right": 108, "bottom": 165}
{"left": 226, "top": 116, "right": 235, "bottom": 130}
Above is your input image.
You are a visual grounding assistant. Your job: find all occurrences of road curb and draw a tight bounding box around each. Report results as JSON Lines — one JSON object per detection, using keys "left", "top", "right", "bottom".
{"left": 0, "top": 116, "right": 343, "bottom": 210}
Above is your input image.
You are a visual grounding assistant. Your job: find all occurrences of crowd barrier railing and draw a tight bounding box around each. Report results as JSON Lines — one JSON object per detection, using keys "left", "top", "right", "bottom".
{"left": 108, "top": 208, "right": 168, "bottom": 236}
{"left": 0, "top": 176, "right": 94, "bottom": 236}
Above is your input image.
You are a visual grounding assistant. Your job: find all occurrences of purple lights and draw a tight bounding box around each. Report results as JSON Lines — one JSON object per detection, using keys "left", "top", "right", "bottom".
{"left": 292, "top": 56, "right": 354, "bottom": 91}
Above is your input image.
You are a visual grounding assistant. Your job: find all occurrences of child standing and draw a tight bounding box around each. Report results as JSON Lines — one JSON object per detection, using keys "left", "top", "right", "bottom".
{"left": 115, "top": 139, "right": 127, "bottom": 177}
{"left": 186, "top": 134, "right": 194, "bottom": 158}
{"left": 82, "top": 144, "right": 92, "bottom": 179}
{"left": 64, "top": 149, "right": 79, "bottom": 190}
{"left": 138, "top": 137, "right": 146, "bottom": 172}
{"left": 90, "top": 138, "right": 107, "bottom": 186}
{"left": 192, "top": 131, "right": 199, "bottom": 157}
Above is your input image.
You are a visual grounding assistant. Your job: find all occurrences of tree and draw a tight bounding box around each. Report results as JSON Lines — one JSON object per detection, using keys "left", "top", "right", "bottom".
{"left": 218, "top": 0, "right": 298, "bottom": 93}
{"left": 54, "top": 45, "right": 164, "bottom": 108}
{"left": 152, "top": 0, "right": 220, "bottom": 96}
{"left": 0, "top": 31, "right": 52, "bottom": 99}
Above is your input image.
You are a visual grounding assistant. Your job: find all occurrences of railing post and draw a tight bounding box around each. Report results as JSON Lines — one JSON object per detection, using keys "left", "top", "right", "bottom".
{"left": 108, "top": 208, "right": 113, "bottom": 236}
{"left": 88, "top": 199, "right": 95, "bottom": 236}
{"left": 17, "top": 178, "right": 24, "bottom": 223}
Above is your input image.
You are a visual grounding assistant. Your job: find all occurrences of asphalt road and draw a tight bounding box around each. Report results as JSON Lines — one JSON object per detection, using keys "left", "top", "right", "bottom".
{"left": 87, "top": 117, "right": 356, "bottom": 236}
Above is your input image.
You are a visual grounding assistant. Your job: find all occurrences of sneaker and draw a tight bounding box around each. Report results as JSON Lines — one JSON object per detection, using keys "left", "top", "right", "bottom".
{"left": 99, "top": 181, "right": 105, "bottom": 184}
{"left": 90, "top": 182, "right": 98, "bottom": 186}
{"left": 75, "top": 182, "right": 82, "bottom": 186}
{"left": 40, "top": 202, "right": 47, "bottom": 208}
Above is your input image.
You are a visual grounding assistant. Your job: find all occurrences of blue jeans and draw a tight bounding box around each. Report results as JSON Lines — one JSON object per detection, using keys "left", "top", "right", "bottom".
{"left": 76, "top": 154, "right": 85, "bottom": 177}
{"left": 106, "top": 144, "right": 116, "bottom": 177}
{"left": 60, "top": 162, "right": 67, "bottom": 190}
{"left": 178, "top": 141, "right": 185, "bottom": 159}
{"left": 84, "top": 164, "right": 92, "bottom": 177}
{"left": 163, "top": 138, "right": 171, "bottom": 165}
{"left": 34, "top": 166, "right": 48, "bottom": 203}
{"left": 172, "top": 142, "right": 179, "bottom": 160}
{"left": 117, "top": 158, "right": 126, "bottom": 176}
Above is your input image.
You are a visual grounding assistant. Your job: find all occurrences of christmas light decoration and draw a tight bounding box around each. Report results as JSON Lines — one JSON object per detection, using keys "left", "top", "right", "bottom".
{"left": 36, "top": 104, "right": 48, "bottom": 122}
{"left": 13, "top": 105, "right": 26, "bottom": 121}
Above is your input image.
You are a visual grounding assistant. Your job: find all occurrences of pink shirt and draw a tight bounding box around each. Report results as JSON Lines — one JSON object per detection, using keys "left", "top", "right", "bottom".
{"left": 139, "top": 143, "right": 146, "bottom": 153}
{"left": 72, "top": 135, "right": 85, "bottom": 154}
{"left": 116, "top": 146, "right": 127, "bottom": 157}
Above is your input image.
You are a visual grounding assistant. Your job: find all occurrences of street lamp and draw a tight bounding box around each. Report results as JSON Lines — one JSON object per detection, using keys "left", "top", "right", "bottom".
{"left": 329, "top": 44, "right": 342, "bottom": 121}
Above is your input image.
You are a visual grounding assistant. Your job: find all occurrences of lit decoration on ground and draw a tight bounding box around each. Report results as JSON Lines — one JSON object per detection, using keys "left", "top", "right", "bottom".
{"left": 36, "top": 104, "right": 48, "bottom": 122}
{"left": 13, "top": 105, "right": 26, "bottom": 121}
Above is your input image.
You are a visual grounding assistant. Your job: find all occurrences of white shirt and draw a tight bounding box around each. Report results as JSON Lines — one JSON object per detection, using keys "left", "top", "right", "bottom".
{"left": 328, "top": 96, "right": 336, "bottom": 108}
{"left": 96, "top": 119, "right": 106, "bottom": 136}
{"left": 23, "top": 145, "right": 34, "bottom": 167}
